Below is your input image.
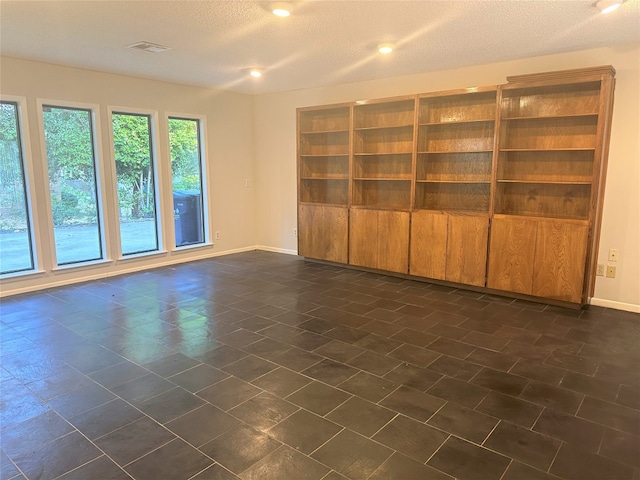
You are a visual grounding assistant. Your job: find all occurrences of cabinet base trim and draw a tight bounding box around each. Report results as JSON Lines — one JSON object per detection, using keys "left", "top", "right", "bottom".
{"left": 302, "top": 256, "right": 587, "bottom": 309}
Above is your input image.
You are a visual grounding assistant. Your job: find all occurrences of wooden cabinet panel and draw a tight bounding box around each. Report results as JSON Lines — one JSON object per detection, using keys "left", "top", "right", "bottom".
{"left": 411, "top": 212, "right": 488, "bottom": 286}
{"left": 532, "top": 222, "right": 588, "bottom": 303}
{"left": 298, "top": 204, "right": 322, "bottom": 259}
{"left": 349, "top": 209, "right": 409, "bottom": 273}
{"left": 488, "top": 217, "right": 589, "bottom": 302}
{"left": 323, "top": 206, "right": 349, "bottom": 264}
{"left": 349, "top": 209, "right": 378, "bottom": 268}
{"left": 298, "top": 204, "right": 348, "bottom": 263}
{"left": 410, "top": 211, "right": 447, "bottom": 279}
{"left": 487, "top": 217, "right": 537, "bottom": 295}
{"left": 447, "top": 215, "right": 489, "bottom": 286}
{"left": 377, "top": 211, "right": 410, "bottom": 274}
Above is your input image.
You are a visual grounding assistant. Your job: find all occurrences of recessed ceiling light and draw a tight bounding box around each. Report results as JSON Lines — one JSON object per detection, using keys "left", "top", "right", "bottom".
{"left": 249, "top": 69, "right": 263, "bottom": 78}
{"left": 596, "top": 0, "right": 623, "bottom": 13}
{"left": 271, "top": 2, "right": 292, "bottom": 16}
{"left": 378, "top": 44, "right": 394, "bottom": 54}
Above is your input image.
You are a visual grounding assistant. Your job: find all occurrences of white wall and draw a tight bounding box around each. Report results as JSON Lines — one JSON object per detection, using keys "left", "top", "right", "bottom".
{"left": 0, "top": 57, "right": 256, "bottom": 295}
{"left": 253, "top": 43, "right": 640, "bottom": 311}
{"left": 2, "top": 46, "right": 638, "bottom": 310}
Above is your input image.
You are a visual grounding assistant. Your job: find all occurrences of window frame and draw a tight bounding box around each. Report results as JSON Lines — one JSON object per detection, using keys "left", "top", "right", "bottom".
{"left": 0, "top": 95, "right": 39, "bottom": 276}
{"left": 36, "top": 99, "right": 110, "bottom": 269}
{"left": 165, "top": 113, "right": 210, "bottom": 249}
{"left": 107, "top": 106, "right": 164, "bottom": 258}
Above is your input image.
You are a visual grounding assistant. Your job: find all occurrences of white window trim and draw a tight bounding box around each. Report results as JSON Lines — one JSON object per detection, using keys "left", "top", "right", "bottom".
{"left": 0, "top": 95, "right": 41, "bottom": 275}
{"left": 36, "top": 98, "right": 109, "bottom": 267}
{"left": 165, "top": 112, "right": 210, "bottom": 250}
{"left": 107, "top": 105, "right": 166, "bottom": 258}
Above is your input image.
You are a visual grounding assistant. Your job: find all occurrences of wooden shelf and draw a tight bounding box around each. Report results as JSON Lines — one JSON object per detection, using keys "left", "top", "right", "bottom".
{"left": 418, "top": 180, "right": 491, "bottom": 184}
{"left": 416, "top": 90, "right": 495, "bottom": 216}
{"left": 300, "top": 154, "right": 348, "bottom": 179}
{"left": 355, "top": 152, "right": 413, "bottom": 156}
{"left": 501, "top": 113, "right": 598, "bottom": 121}
{"left": 352, "top": 100, "right": 415, "bottom": 212}
{"left": 353, "top": 179, "right": 411, "bottom": 210}
{"left": 299, "top": 201, "right": 348, "bottom": 208}
{"left": 494, "top": 182, "right": 591, "bottom": 220}
{"left": 353, "top": 153, "right": 412, "bottom": 180}
{"left": 299, "top": 178, "right": 349, "bottom": 205}
{"left": 354, "top": 98, "right": 415, "bottom": 129}
{"left": 419, "top": 150, "right": 493, "bottom": 154}
{"left": 497, "top": 150, "right": 594, "bottom": 183}
{"left": 417, "top": 208, "right": 490, "bottom": 217}
{"left": 499, "top": 148, "right": 595, "bottom": 152}
{"left": 501, "top": 81, "right": 601, "bottom": 118}
{"left": 496, "top": 179, "right": 592, "bottom": 185}
{"left": 354, "top": 128, "right": 414, "bottom": 154}
{"left": 499, "top": 115, "right": 598, "bottom": 150}
{"left": 354, "top": 124, "right": 413, "bottom": 131}
{"left": 298, "top": 106, "right": 350, "bottom": 209}
{"left": 300, "top": 154, "right": 350, "bottom": 157}
{"left": 419, "top": 90, "right": 497, "bottom": 124}
{"left": 300, "top": 128, "right": 349, "bottom": 135}
{"left": 354, "top": 177, "right": 411, "bottom": 181}
{"left": 419, "top": 119, "right": 494, "bottom": 126}
{"left": 415, "top": 182, "right": 490, "bottom": 212}
{"left": 299, "top": 106, "right": 350, "bottom": 132}
{"left": 300, "top": 175, "right": 349, "bottom": 180}
{"left": 417, "top": 151, "right": 492, "bottom": 183}
{"left": 492, "top": 213, "right": 589, "bottom": 226}
{"left": 418, "top": 122, "right": 494, "bottom": 153}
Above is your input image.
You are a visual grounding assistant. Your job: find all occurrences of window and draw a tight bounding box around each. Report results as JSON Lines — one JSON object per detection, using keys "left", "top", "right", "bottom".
{"left": 168, "top": 117, "right": 205, "bottom": 247}
{"left": 42, "top": 105, "right": 102, "bottom": 265}
{"left": 112, "top": 112, "right": 159, "bottom": 255}
{"left": 0, "top": 101, "right": 34, "bottom": 274}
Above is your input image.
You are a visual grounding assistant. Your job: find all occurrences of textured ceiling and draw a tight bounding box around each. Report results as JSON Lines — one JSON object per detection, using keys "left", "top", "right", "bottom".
{"left": 1, "top": 1, "right": 639, "bottom": 95}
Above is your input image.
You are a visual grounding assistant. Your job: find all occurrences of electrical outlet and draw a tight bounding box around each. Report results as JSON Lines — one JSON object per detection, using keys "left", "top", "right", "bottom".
{"left": 245, "top": 179, "right": 250, "bottom": 187}
{"left": 293, "top": 228, "right": 297, "bottom": 236}
{"left": 608, "top": 248, "right": 619, "bottom": 262}
{"left": 596, "top": 264, "right": 605, "bottom": 276}
{"left": 215, "top": 231, "right": 221, "bottom": 240}
{"left": 606, "top": 265, "right": 616, "bottom": 278}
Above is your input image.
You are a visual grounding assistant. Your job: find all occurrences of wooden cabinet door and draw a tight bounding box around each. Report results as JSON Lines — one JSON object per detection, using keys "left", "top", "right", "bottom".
{"left": 532, "top": 221, "right": 588, "bottom": 303}
{"left": 349, "top": 209, "right": 409, "bottom": 273}
{"left": 447, "top": 215, "right": 489, "bottom": 287}
{"left": 298, "top": 204, "right": 348, "bottom": 263}
{"left": 349, "top": 208, "right": 378, "bottom": 268}
{"left": 323, "top": 206, "right": 349, "bottom": 264}
{"left": 487, "top": 216, "right": 537, "bottom": 295}
{"left": 298, "top": 204, "right": 323, "bottom": 259}
{"left": 410, "top": 211, "right": 447, "bottom": 279}
{"left": 377, "top": 211, "right": 410, "bottom": 273}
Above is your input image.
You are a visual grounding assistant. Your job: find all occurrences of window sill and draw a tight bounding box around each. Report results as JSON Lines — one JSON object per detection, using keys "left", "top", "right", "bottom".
{"left": 52, "top": 258, "right": 114, "bottom": 273}
{"left": 1, "top": 268, "right": 47, "bottom": 281}
{"left": 118, "top": 250, "right": 169, "bottom": 262}
{"left": 173, "top": 242, "right": 214, "bottom": 253}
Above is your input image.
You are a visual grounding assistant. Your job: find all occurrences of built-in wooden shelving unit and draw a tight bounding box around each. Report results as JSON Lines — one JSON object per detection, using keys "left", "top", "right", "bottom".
{"left": 297, "top": 66, "right": 616, "bottom": 305}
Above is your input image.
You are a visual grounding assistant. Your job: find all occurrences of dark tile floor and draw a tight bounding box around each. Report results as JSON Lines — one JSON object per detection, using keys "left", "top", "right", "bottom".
{"left": 1, "top": 251, "right": 639, "bottom": 480}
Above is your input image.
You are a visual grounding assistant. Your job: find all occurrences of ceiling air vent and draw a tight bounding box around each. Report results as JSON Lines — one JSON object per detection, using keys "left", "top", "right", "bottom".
{"left": 127, "top": 41, "right": 170, "bottom": 53}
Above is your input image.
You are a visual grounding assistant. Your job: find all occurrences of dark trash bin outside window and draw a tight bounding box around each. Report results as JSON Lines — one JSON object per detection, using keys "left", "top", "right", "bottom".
{"left": 173, "top": 190, "right": 203, "bottom": 247}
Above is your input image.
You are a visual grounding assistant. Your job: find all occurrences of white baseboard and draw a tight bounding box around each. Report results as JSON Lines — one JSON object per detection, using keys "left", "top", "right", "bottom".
{"left": 589, "top": 297, "right": 640, "bottom": 313}
{"left": 256, "top": 245, "right": 298, "bottom": 256}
